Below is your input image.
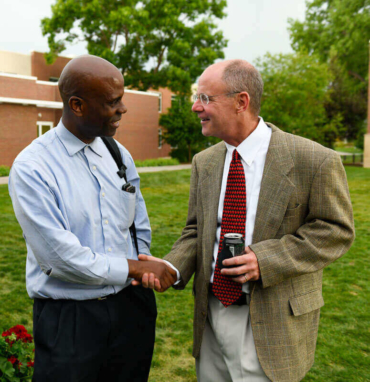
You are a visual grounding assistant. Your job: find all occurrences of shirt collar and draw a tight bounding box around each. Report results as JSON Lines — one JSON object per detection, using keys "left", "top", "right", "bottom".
{"left": 55, "top": 120, "right": 103, "bottom": 157}
{"left": 225, "top": 117, "right": 270, "bottom": 167}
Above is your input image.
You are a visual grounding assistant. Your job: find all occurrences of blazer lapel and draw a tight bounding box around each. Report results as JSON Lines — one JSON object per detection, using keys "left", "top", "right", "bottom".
{"left": 253, "top": 124, "right": 295, "bottom": 244}
{"left": 200, "top": 142, "right": 226, "bottom": 281}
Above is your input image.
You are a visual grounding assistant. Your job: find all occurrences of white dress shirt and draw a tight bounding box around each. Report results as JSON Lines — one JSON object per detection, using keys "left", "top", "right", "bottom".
{"left": 210, "top": 117, "right": 272, "bottom": 293}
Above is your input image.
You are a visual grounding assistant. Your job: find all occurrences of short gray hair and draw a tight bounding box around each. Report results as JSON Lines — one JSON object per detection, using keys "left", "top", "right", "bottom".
{"left": 222, "top": 60, "right": 263, "bottom": 116}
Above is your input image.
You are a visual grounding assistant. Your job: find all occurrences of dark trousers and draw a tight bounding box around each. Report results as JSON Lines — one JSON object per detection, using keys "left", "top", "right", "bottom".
{"left": 32, "top": 285, "right": 157, "bottom": 382}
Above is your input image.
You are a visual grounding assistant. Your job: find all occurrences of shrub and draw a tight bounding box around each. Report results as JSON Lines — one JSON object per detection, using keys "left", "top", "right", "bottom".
{"left": 0, "top": 166, "right": 10, "bottom": 177}
{"left": 0, "top": 325, "right": 34, "bottom": 381}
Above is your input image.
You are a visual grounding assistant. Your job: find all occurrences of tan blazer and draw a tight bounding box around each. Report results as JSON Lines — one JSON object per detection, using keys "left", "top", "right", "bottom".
{"left": 164, "top": 124, "right": 355, "bottom": 382}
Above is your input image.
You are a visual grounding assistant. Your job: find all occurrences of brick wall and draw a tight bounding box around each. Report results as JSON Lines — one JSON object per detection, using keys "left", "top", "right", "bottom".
{"left": 31, "top": 52, "right": 71, "bottom": 82}
{"left": 0, "top": 104, "right": 38, "bottom": 166}
{"left": 0, "top": 76, "right": 38, "bottom": 100}
{"left": 0, "top": 56, "right": 174, "bottom": 166}
{"left": 114, "top": 91, "right": 171, "bottom": 160}
{"left": 0, "top": 76, "right": 59, "bottom": 102}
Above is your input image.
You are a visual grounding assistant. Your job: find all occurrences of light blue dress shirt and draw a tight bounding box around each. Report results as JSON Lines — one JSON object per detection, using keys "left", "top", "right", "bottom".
{"left": 9, "top": 121, "right": 152, "bottom": 300}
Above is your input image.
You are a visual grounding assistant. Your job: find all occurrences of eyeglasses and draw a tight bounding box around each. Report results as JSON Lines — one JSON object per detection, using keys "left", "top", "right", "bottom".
{"left": 192, "top": 92, "right": 240, "bottom": 105}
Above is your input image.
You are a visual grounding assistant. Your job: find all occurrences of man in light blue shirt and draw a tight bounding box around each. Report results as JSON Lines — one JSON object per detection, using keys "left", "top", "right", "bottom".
{"left": 9, "top": 55, "right": 176, "bottom": 382}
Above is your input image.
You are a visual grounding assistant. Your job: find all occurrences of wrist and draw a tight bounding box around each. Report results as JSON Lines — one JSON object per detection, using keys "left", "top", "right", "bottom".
{"left": 127, "top": 259, "right": 141, "bottom": 279}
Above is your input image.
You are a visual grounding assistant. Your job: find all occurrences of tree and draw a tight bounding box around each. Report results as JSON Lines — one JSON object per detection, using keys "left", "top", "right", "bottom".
{"left": 288, "top": 0, "right": 369, "bottom": 141}
{"left": 256, "top": 52, "right": 344, "bottom": 148}
{"left": 41, "top": 0, "right": 228, "bottom": 94}
{"left": 160, "top": 97, "right": 218, "bottom": 162}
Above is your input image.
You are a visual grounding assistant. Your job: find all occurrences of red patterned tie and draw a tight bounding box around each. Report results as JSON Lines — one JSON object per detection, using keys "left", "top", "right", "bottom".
{"left": 212, "top": 149, "right": 246, "bottom": 307}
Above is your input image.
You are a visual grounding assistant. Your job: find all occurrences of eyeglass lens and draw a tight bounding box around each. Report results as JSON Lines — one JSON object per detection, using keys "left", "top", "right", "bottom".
{"left": 193, "top": 93, "right": 209, "bottom": 104}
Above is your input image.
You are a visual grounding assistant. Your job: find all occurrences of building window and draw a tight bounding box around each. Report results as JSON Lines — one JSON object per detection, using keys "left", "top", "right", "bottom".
{"left": 158, "top": 92, "right": 162, "bottom": 113}
{"left": 37, "top": 121, "right": 53, "bottom": 137}
{"left": 158, "top": 128, "right": 162, "bottom": 149}
{"left": 49, "top": 77, "right": 59, "bottom": 83}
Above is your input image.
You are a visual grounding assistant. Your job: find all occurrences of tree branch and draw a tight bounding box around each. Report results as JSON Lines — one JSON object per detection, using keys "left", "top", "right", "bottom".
{"left": 348, "top": 70, "right": 366, "bottom": 83}
{"left": 100, "top": 28, "right": 111, "bottom": 49}
{"left": 154, "top": 46, "right": 166, "bottom": 73}
{"left": 113, "top": 31, "right": 119, "bottom": 52}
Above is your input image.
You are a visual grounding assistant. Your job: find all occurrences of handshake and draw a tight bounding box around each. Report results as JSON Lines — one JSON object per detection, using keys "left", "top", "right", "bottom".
{"left": 128, "top": 255, "right": 177, "bottom": 292}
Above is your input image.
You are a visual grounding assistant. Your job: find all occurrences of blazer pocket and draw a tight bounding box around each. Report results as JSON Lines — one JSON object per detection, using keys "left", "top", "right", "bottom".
{"left": 284, "top": 203, "right": 304, "bottom": 217}
{"left": 289, "top": 289, "right": 324, "bottom": 316}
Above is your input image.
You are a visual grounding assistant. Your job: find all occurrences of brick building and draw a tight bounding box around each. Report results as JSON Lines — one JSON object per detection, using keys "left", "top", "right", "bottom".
{"left": 0, "top": 50, "right": 172, "bottom": 167}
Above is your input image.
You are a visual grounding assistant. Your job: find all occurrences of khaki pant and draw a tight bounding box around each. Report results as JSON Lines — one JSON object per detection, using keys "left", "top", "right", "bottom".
{"left": 196, "top": 293, "right": 270, "bottom": 382}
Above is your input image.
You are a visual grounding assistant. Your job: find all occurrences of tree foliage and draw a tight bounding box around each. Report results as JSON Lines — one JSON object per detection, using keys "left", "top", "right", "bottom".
{"left": 288, "top": 0, "right": 369, "bottom": 140}
{"left": 160, "top": 97, "right": 218, "bottom": 162}
{"left": 257, "top": 52, "right": 344, "bottom": 148}
{"left": 41, "top": 0, "right": 228, "bottom": 94}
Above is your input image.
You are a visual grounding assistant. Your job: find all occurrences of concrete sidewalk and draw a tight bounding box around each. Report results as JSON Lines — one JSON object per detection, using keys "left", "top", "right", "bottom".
{"left": 0, "top": 164, "right": 192, "bottom": 185}
{"left": 136, "top": 164, "right": 191, "bottom": 173}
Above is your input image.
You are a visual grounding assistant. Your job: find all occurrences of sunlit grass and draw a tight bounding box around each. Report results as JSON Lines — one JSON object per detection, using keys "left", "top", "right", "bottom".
{"left": 0, "top": 166, "right": 369, "bottom": 381}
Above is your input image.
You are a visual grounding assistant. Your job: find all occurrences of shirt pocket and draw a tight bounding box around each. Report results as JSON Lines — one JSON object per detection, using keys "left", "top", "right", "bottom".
{"left": 119, "top": 190, "right": 136, "bottom": 229}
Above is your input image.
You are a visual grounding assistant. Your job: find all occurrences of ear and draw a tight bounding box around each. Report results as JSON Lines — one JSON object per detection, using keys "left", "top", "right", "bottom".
{"left": 68, "top": 96, "right": 85, "bottom": 117}
{"left": 236, "top": 92, "right": 250, "bottom": 114}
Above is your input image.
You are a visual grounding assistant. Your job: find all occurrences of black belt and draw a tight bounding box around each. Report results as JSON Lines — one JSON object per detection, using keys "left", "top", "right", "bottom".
{"left": 209, "top": 284, "right": 250, "bottom": 306}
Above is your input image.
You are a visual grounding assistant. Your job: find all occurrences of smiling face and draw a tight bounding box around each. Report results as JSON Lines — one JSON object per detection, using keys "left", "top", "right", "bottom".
{"left": 192, "top": 64, "right": 237, "bottom": 140}
{"left": 80, "top": 75, "right": 127, "bottom": 140}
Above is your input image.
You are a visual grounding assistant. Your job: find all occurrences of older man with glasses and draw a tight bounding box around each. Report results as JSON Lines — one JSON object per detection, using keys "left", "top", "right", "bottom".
{"left": 137, "top": 59, "right": 355, "bottom": 382}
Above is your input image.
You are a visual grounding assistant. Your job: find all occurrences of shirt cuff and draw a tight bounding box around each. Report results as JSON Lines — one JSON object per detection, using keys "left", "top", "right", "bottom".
{"left": 163, "top": 260, "right": 181, "bottom": 285}
{"left": 106, "top": 257, "right": 129, "bottom": 285}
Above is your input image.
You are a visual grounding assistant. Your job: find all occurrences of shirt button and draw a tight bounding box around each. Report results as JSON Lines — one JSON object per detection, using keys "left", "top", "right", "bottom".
{"left": 108, "top": 247, "right": 112, "bottom": 252}
{"left": 102, "top": 192, "right": 105, "bottom": 197}
{"left": 92, "top": 166, "right": 97, "bottom": 170}
{"left": 105, "top": 220, "right": 109, "bottom": 225}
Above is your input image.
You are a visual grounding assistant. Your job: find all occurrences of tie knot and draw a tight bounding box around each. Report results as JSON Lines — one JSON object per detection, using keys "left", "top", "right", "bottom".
{"left": 232, "top": 149, "right": 240, "bottom": 162}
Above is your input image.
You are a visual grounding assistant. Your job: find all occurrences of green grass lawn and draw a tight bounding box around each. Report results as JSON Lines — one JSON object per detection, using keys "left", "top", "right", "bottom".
{"left": 0, "top": 167, "right": 369, "bottom": 381}
{"left": 333, "top": 141, "right": 363, "bottom": 154}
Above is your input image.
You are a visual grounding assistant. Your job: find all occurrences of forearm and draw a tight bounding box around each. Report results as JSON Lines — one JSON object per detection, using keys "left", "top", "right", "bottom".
{"left": 10, "top": 164, "right": 129, "bottom": 286}
{"left": 164, "top": 229, "right": 198, "bottom": 288}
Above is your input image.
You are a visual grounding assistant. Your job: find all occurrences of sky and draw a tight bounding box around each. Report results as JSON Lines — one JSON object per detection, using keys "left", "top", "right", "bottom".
{"left": 0, "top": 0, "right": 307, "bottom": 65}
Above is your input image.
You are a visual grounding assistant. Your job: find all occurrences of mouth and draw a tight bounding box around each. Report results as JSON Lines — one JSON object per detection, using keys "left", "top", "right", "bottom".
{"left": 200, "top": 118, "right": 210, "bottom": 124}
{"left": 110, "top": 119, "right": 121, "bottom": 128}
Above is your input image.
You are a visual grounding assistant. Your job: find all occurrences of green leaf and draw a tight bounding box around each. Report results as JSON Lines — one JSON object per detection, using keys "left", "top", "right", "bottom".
{"left": 0, "top": 357, "right": 15, "bottom": 378}
{"left": 288, "top": 0, "right": 369, "bottom": 141}
{"left": 41, "top": 0, "right": 228, "bottom": 94}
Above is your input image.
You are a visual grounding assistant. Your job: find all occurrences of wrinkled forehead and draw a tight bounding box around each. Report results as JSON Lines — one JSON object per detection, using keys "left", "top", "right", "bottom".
{"left": 197, "top": 65, "right": 227, "bottom": 94}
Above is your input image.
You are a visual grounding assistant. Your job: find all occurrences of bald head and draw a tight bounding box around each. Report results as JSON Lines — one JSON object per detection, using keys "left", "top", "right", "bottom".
{"left": 202, "top": 59, "right": 263, "bottom": 116}
{"left": 58, "top": 55, "right": 127, "bottom": 144}
{"left": 58, "top": 55, "right": 123, "bottom": 107}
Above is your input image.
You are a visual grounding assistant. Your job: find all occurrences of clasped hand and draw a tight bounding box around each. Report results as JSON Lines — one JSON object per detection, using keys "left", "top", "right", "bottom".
{"left": 220, "top": 246, "right": 260, "bottom": 283}
{"left": 129, "top": 255, "right": 177, "bottom": 292}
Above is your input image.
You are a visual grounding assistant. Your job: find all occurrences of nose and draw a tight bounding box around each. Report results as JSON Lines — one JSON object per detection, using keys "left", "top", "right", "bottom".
{"left": 118, "top": 100, "right": 127, "bottom": 115}
{"left": 192, "top": 99, "right": 204, "bottom": 113}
